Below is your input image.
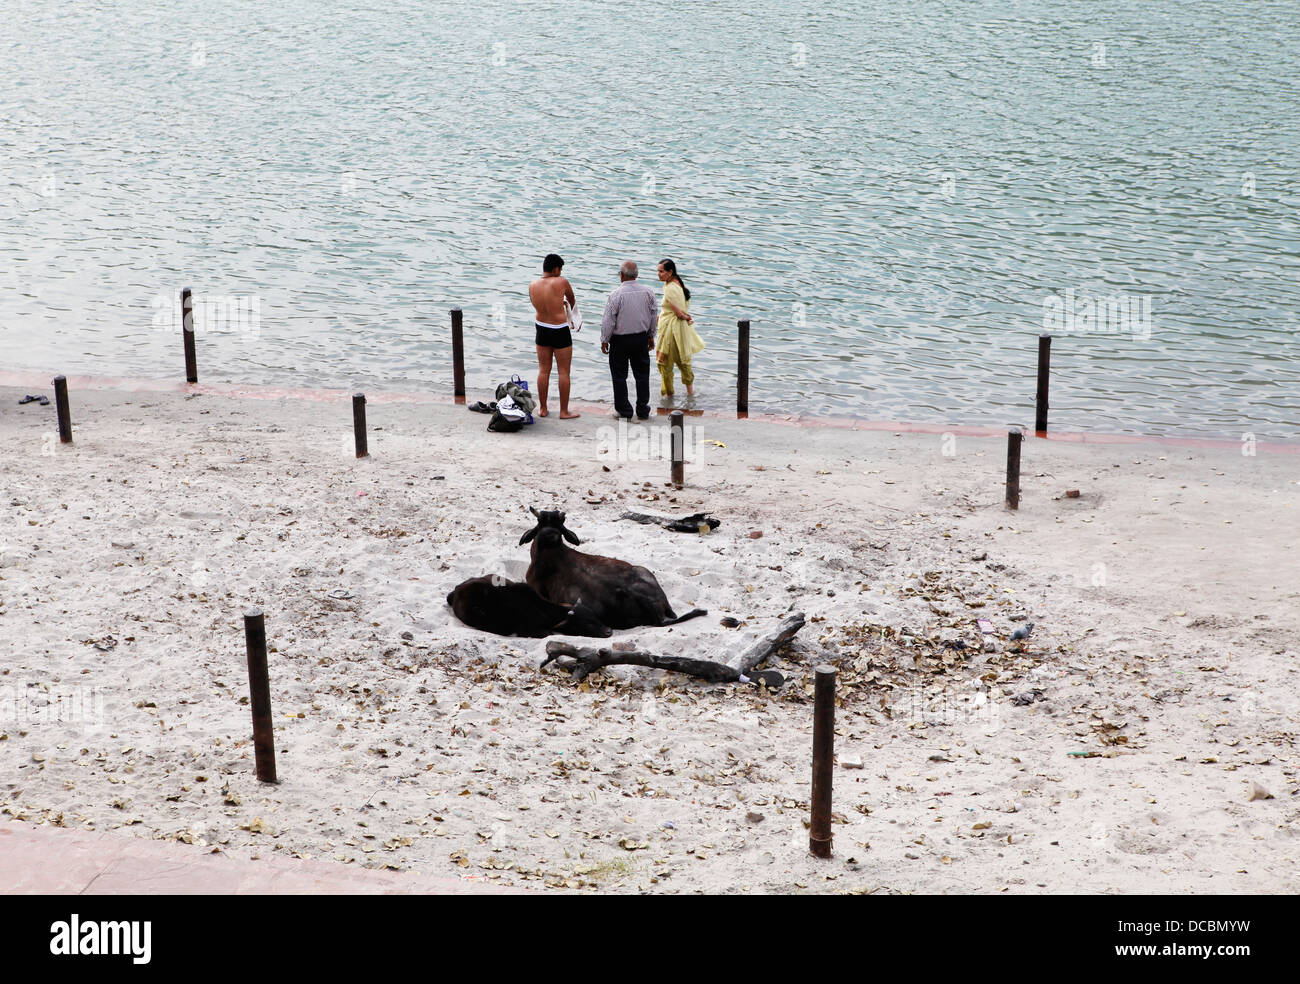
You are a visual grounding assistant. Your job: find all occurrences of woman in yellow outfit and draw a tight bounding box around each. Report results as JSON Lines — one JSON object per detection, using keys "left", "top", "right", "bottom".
{"left": 655, "top": 258, "right": 706, "bottom": 397}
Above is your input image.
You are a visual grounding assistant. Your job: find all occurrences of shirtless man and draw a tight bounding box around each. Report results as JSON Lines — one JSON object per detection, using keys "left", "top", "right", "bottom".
{"left": 529, "top": 253, "right": 580, "bottom": 419}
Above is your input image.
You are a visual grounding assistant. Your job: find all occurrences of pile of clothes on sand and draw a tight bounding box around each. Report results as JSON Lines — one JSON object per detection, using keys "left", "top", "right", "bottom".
{"left": 468, "top": 375, "right": 538, "bottom": 432}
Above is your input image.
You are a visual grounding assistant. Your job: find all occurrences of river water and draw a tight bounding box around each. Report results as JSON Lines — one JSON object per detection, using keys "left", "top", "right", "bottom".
{"left": 2, "top": 1, "right": 1297, "bottom": 438}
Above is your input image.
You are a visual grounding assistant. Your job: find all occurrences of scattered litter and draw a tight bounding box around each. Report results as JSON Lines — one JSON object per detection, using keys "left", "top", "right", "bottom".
{"left": 1248, "top": 782, "right": 1274, "bottom": 802}
{"left": 619, "top": 511, "right": 721, "bottom": 534}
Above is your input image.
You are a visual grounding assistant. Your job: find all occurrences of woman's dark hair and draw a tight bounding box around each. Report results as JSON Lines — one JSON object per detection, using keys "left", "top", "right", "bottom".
{"left": 659, "top": 258, "right": 690, "bottom": 302}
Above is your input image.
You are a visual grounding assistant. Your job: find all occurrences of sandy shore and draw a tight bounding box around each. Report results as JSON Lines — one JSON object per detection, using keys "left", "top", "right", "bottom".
{"left": 1, "top": 379, "right": 1297, "bottom": 894}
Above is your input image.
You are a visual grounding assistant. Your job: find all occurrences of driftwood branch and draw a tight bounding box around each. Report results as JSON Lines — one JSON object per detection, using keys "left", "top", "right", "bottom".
{"left": 541, "top": 612, "right": 805, "bottom": 689}
{"left": 730, "top": 612, "right": 806, "bottom": 675}
{"left": 542, "top": 645, "right": 745, "bottom": 683}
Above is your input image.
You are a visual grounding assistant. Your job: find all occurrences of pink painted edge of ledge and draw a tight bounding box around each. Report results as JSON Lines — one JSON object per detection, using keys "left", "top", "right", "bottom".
{"left": 0, "top": 820, "right": 524, "bottom": 895}
{"left": 3, "top": 369, "right": 1295, "bottom": 455}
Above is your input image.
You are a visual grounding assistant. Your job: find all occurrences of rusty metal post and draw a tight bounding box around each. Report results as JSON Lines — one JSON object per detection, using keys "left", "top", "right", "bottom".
{"left": 1006, "top": 428, "right": 1023, "bottom": 510}
{"left": 810, "top": 665, "right": 836, "bottom": 858}
{"left": 1035, "top": 334, "right": 1051, "bottom": 433}
{"left": 737, "top": 319, "right": 750, "bottom": 416}
{"left": 52, "top": 375, "right": 72, "bottom": 443}
{"left": 451, "top": 307, "right": 465, "bottom": 401}
{"left": 243, "top": 609, "right": 277, "bottom": 783}
{"left": 670, "top": 410, "right": 684, "bottom": 488}
{"left": 353, "top": 393, "right": 369, "bottom": 458}
{"left": 182, "top": 288, "right": 198, "bottom": 383}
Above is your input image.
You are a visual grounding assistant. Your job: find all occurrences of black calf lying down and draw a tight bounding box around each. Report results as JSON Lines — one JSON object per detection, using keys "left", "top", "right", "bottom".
{"left": 447, "top": 576, "right": 612, "bottom": 638}
{"left": 520, "top": 508, "right": 707, "bottom": 631}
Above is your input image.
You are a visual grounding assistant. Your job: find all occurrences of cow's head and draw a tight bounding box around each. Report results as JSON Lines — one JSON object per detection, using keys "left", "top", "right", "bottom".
{"left": 519, "top": 506, "right": 581, "bottom": 546}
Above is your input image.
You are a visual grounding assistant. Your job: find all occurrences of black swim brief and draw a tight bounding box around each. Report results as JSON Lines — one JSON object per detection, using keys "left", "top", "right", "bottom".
{"left": 535, "top": 321, "right": 572, "bottom": 349}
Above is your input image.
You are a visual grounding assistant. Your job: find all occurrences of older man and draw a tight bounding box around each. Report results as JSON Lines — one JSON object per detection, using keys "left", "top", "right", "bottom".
{"left": 599, "top": 261, "right": 658, "bottom": 420}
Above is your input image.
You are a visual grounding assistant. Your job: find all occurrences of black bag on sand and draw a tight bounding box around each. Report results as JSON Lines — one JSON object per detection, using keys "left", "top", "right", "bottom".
{"left": 487, "top": 410, "right": 525, "bottom": 432}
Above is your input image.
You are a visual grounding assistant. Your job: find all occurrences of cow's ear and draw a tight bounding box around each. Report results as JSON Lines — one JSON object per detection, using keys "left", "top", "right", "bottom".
{"left": 562, "top": 527, "right": 581, "bottom": 546}
{"left": 520, "top": 527, "right": 538, "bottom": 545}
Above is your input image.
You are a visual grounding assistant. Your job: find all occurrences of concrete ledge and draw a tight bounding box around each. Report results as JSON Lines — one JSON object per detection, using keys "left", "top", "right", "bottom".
{"left": 0, "top": 821, "right": 523, "bottom": 895}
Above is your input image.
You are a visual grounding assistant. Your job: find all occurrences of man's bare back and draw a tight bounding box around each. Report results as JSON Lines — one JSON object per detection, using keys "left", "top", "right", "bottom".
{"left": 529, "top": 273, "right": 573, "bottom": 325}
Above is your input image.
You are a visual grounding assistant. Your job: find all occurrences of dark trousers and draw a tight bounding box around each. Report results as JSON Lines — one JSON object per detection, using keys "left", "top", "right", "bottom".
{"left": 608, "top": 331, "right": 651, "bottom": 419}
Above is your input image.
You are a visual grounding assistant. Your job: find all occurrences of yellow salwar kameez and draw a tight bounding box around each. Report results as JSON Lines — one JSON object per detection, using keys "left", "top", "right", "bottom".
{"left": 656, "top": 281, "right": 705, "bottom": 395}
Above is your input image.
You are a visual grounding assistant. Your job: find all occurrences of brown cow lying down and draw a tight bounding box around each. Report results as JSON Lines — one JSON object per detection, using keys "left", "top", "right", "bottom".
{"left": 520, "top": 508, "right": 707, "bottom": 631}
{"left": 447, "top": 575, "right": 612, "bottom": 638}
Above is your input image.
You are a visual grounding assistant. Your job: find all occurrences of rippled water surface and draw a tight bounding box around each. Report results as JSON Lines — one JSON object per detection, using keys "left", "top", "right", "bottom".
{"left": 2, "top": 1, "right": 1297, "bottom": 437}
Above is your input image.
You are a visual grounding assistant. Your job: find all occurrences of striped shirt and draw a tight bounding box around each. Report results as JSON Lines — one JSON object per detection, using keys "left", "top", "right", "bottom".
{"left": 600, "top": 280, "right": 659, "bottom": 345}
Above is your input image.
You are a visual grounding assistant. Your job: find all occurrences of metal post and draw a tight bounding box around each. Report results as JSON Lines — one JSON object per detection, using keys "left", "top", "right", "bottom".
{"left": 53, "top": 375, "right": 72, "bottom": 444}
{"left": 1035, "top": 334, "right": 1051, "bottom": 433}
{"left": 737, "top": 319, "right": 750, "bottom": 417}
{"left": 243, "top": 609, "right": 278, "bottom": 783}
{"left": 810, "top": 665, "right": 836, "bottom": 858}
{"left": 182, "top": 287, "right": 198, "bottom": 384}
{"left": 451, "top": 307, "right": 465, "bottom": 401}
{"left": 1006, "top": 428, "right": 1023, "bottom": 510}
{"left": 353, "top": 393, "right": 369, "bottom": 458}
{"left": 670, "top": 410, "right": 684, "bottom": 488}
